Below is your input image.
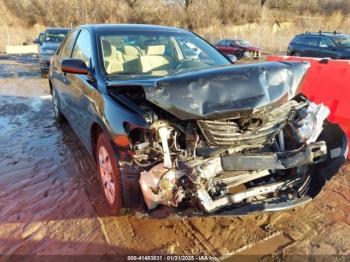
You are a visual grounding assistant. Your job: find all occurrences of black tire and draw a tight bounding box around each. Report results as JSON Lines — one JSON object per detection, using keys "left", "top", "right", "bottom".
{"left": 41, "top": 71, "right": 47, "bottom": 78}
{"left": 96, "top": 132, "right": 123, "bottom": 215}
{"left": 293, "top": 52, "right": 301, "bottom": 57}
{"left": 52, "top": 87, "right": 65, "bottom": 123}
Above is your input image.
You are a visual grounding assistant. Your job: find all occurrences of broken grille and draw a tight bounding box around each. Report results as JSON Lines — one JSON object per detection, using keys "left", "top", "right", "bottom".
{"left": 197, "top": 100, "right": 304, "bottom": 146}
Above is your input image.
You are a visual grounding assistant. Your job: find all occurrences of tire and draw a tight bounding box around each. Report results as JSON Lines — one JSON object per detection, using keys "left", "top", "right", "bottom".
{"left": 293, "top": 52, "right": 301, "bottom": 57}
{"left": 41, "top": 71, "right": 47, "bottom": 78}
{"left": 96, "top": 132, "right": 123, "bottom": 215}
{"left": 52, "top": 87, "right": 65, "bottom": 123}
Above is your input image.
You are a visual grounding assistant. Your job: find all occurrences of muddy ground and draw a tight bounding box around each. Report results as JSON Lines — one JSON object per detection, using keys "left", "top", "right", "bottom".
{"left": 0, "top": 55, "right": 349, "bottom": 259}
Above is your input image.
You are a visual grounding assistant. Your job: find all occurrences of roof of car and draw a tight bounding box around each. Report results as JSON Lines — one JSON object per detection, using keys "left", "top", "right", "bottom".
{"left": 219, "top": 39, "right": 242, "bottom": 41}
{"left": 77, "top": 24, "right": 190, "bottom": 33}
{"left": 297, "top": 32, "right": 349, "bottom": 38}
{"left": 45, "top": 27, "right": 70, "bottom": 31}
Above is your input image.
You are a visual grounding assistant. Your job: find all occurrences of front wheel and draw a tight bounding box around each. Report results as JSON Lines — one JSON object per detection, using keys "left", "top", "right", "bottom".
{"left": 41, "top": 71, "right": 48, "bottom": 78}
{"left": 96, "top": 132, "right": 123, "bottom": 215}
{"left": 52, "top": 87, "right": 65, "bottom": 123}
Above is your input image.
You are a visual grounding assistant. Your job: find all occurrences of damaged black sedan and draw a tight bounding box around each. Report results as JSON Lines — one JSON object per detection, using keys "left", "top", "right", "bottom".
{"left": 49, "top": 24, "right": 348, "bottom": 216}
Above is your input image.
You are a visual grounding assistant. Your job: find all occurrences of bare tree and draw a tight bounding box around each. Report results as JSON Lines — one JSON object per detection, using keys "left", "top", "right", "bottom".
{"left": 124, "top": 0, "right": 138, "bottom": 9}
{"left": 173, "top": 0, "right": 193, "bottom": 10}
{"left": 184, "top": 0, "right": 192, "bottom": 9}
{"left": 261, "top": 0, "right": 268, "bottom": 6}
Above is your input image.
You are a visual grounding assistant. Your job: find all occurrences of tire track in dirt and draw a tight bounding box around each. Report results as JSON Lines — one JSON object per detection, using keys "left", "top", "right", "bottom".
{"left": 182, "top": 220, "right": 220, "bottom": 256}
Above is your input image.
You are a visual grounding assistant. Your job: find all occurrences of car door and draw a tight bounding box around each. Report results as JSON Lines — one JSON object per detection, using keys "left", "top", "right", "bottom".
{"left": 51, "top": 30, "right": 80, "bottom": 118}
{"left": 65, "top": 29, "right": 97, "bottom": 149}
{"left": 302, "top": 36, "right": 320, "bottom": 57}
{"left": 318, "top": 37, "right": 338, "bottom": 59}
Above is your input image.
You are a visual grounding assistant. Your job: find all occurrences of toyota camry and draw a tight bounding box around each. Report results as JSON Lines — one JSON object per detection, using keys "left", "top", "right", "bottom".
{"left": 49, "top": 24, "right": 348, "bottom": 216}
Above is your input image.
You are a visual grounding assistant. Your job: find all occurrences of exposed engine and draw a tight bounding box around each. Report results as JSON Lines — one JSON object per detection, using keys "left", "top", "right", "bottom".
{"left": 107, "top": 61, "right": 347, "bottom": 215}
{"left": 127, "top": 96, "right": 330, "bottom": 213}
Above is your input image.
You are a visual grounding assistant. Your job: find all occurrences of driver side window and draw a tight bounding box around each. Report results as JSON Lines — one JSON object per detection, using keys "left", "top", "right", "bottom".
{"left": 60, "top": 30, "right": 79, "bottom": 58}
{"left": 72, "top": 30, "right": 92, "bottom": 67}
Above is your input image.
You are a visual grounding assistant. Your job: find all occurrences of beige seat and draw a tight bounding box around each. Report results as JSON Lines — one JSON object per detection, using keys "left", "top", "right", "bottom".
{"left": 123, "top": 45, "right": 141, "bottom": 62}
{"left": 140, "top": 45, "right": 169, "bottom": 72}
{"left": 122, "top": 45, "right": 142, "bottom": 72}
{"left": 102, "top": 40, "right": 124, "bottom": 74}
{"left": 111, "top": 46, "right": 125, "bottom": 64}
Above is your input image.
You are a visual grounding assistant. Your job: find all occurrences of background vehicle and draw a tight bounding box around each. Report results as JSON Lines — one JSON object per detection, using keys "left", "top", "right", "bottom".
{"left": 38, "top": 28, "right": 69, "bottom": 77}
{"left": 215, "top": 39, "right": 261, "bottom": 59}
{"left": 33, "top": 32, "right": 44, "bottom": 45}
{"left": 287, "top": 32, "right": 350, "bottom": 59}
{"left": 49, "top": 24, "right": 347, "bottom": 216}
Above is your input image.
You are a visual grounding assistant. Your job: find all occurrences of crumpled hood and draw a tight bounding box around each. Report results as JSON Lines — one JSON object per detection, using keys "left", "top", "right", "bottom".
{"left": 142, "top": 62, "right": 310, "bottom": 120}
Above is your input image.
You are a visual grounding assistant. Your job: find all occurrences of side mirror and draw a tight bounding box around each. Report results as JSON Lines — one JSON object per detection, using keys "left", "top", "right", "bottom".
{"left": 61, "top": 59, "right": 89, "bottom": 75}
{"left": 226, "top": 54, "right": 237, "bottom": 64}
{"left": 33, "top": 38, "right": 40, "bottom": 44}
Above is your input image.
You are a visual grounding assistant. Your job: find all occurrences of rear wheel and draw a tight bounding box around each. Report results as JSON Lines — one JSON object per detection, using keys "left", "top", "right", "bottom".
{"left": 96, "top": 132, "right": 122, "bottom": 215}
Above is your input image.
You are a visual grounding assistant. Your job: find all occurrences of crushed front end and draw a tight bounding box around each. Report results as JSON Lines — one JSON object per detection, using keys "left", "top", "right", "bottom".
{"left": 108, "top": 61, "right": 348, "bottom": 215}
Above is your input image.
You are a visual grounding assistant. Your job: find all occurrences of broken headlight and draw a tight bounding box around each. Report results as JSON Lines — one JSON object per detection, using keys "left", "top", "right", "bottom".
{"left": 295, "top": 102, "right": 330, "bottom": 143}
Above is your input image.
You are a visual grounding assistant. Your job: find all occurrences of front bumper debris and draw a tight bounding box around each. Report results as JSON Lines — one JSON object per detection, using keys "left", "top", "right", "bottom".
{"left": 221, "top": 141, "right": 328, "bottom": 171}
{"left": 215, "top": 196, "right": 312, "bottom": 216}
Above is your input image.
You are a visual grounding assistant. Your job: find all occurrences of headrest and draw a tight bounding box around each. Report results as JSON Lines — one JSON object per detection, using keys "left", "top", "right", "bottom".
{"left": 123, "top": 45, "right": 140, "bottom": 55}
{"left": 146, "top": 45, "right": 165, "bottom": 55}
{"left": 102, "top": 40, "right": 112, "bottom": 57}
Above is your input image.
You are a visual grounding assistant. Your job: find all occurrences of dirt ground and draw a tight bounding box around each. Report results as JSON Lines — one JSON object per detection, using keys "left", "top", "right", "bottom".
{"left": 0, "top": 55, "right": 349, "bottom": 259}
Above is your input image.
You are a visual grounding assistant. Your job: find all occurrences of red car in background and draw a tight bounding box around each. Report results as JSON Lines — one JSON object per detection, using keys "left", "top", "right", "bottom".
{"left": 215, "top": 39, "right": 261, "bottom": 59}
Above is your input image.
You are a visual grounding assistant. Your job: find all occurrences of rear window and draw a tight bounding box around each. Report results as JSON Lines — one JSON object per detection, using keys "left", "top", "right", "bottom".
{"left": 44, "top": 29, "right": 69, "bottom": 43}
{"left": 292, "top": 36, "right": 307, "bottom": 44}
{"left": 293, "top": 36, "right": 320, "bottom": 46}
{"left": 217, "top": 40, "right": 227, "bottom": 45}
{"left": 293, "top": 36, "right": 319, "bottom": 46}
{"left": 305, "top": 37, "right": 320, "bottom": 46}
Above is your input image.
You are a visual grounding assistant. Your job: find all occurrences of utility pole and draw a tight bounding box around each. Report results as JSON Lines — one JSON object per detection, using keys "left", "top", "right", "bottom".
{"left": 5, "top": 20, "right": 10, "bottom": 46}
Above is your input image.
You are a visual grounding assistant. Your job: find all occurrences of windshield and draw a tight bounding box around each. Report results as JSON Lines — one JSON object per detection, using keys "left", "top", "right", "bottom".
{"left": 44, "top": 30, "right": 69, "bottom": 43}
{"left": 99, "top": 30, "right": 231, "bottom": 76}
{"left": 236, "top": 40, "right": 251, "bottom": 46}
{"left": 333, "top": 35, "right": 350, "bottom": 48}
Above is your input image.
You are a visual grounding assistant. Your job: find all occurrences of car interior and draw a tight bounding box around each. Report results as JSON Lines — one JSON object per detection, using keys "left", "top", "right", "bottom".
{"left": 100, "top": 35, "right": 209, "bottom": 75}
